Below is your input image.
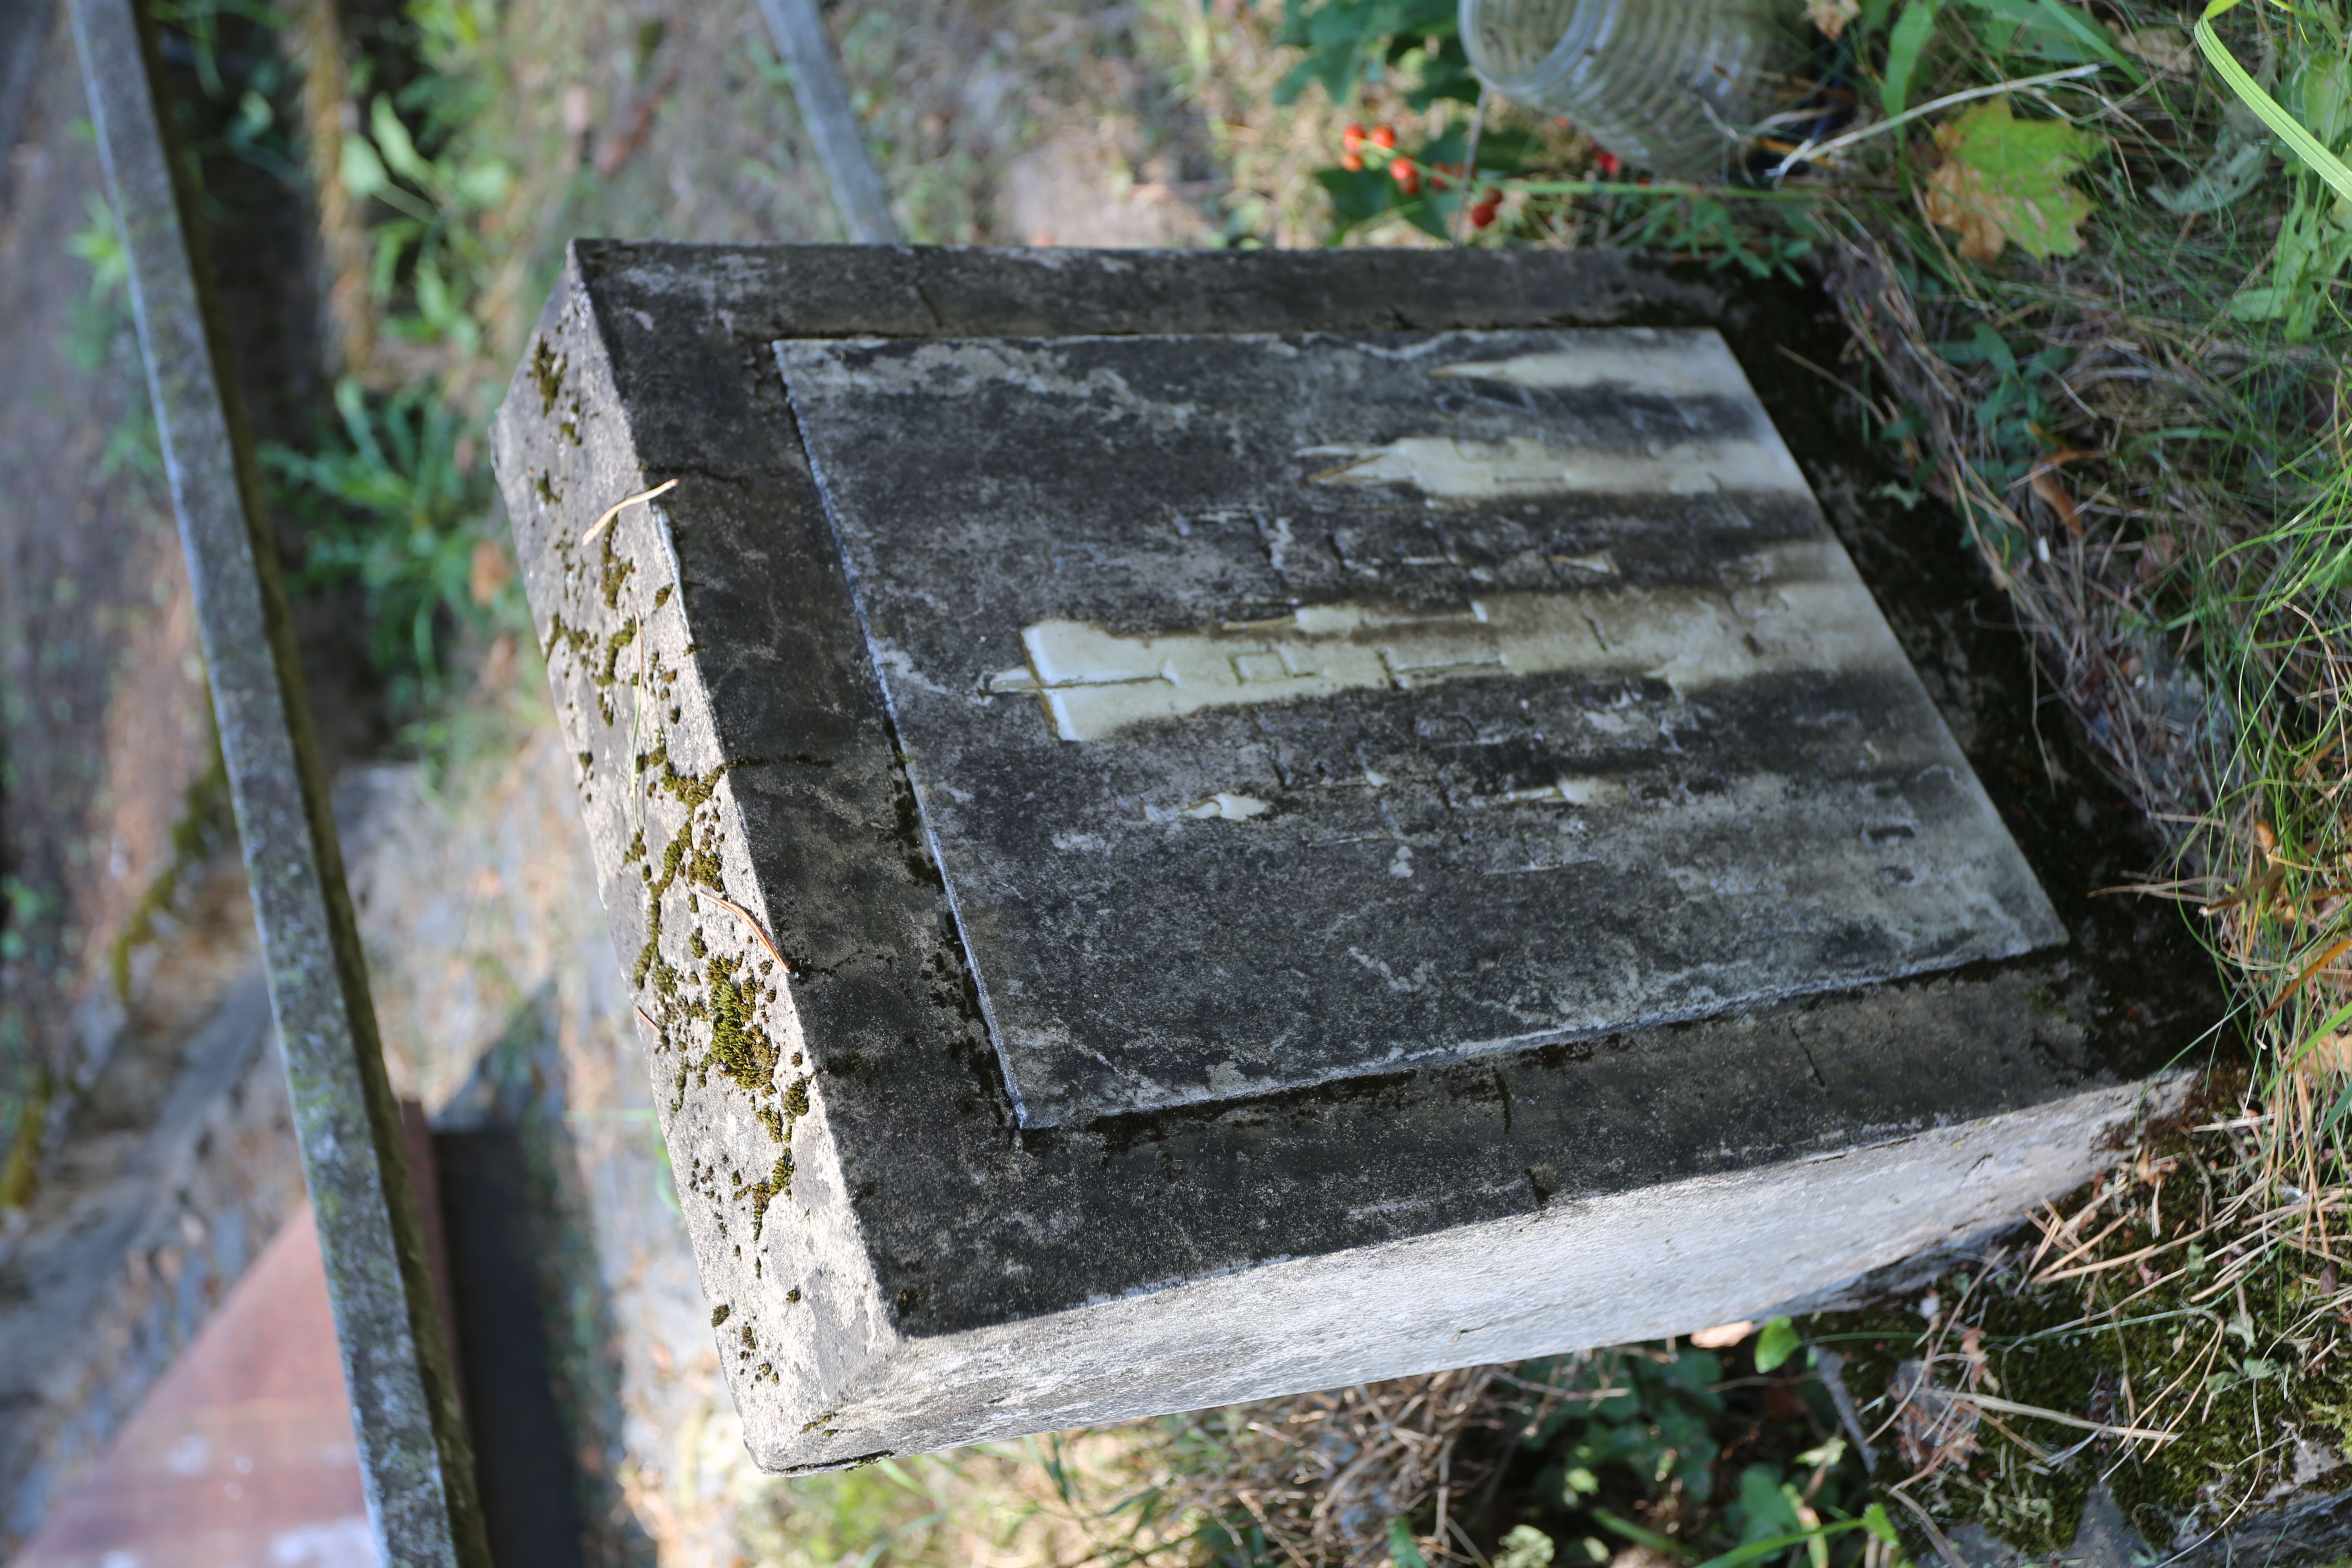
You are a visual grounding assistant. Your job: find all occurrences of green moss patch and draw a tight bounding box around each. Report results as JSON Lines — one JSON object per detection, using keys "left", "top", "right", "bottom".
{"left": 1811, "top": 1122, "right": 2352, "bottom": 1556}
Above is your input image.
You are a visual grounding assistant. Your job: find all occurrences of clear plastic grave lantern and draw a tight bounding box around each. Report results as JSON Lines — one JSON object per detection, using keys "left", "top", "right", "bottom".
{"left": 1461, "top": 0, "right": 1807, "bottom": 178}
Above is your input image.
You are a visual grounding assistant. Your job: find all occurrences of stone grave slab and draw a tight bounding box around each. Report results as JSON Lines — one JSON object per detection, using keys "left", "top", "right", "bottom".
{"left": 780, "top": 326, "right": 2062, "bottom": 1128}
{"left": 490, "top": 243, "right": 2212, "bottom": 1472}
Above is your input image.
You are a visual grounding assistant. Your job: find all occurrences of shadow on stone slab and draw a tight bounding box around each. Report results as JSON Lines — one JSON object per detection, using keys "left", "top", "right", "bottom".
{"left": 436, "top": 991, "right": 655, "bottom": 1568}
{"left": 435, "top": 1127, "right": 589, "bottom": 1568}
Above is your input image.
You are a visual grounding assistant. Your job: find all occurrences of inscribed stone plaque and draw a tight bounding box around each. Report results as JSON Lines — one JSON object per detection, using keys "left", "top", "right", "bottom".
{"left": 779, "top": 327, "right": 2065, "bottom": 1127}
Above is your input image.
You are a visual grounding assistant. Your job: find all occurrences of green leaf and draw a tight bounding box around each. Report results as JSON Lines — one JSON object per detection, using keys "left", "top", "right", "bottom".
{"left": 1882, "top": 0, "right": 1940, "bottom": 116}
{"left": 340, "top": 133, "right": 390, "bottom": 202}
{"left": 1922, "top": 96, "right": 2102, "bottom": 260}
{"left": 67, "top": 191, "right": 129, "bottom": 300}
{"left": 1731, "top": 1465, "right": 1804, "bottom": 1542}
{"left": 1470, "top": 127, "right": 1538, "bottom": 175}
{"left": 2232, "top": 178, "right": 2352, "bottom": 339}
{"left": 1958, "top": 0, "right": 2143, "bottom": 78}
{"left": 1274, "top": 0, "right": 1461, "bottom": 103}
{"left": 1862, "top": 1503, "right": 1900, "bottom": 1545}
{"left": 1753, "top": 1316, "right": 1801, "bottom": 1372}
{"left": 370, "top": 94, "right": 438, "bottom": 190}
{"left": 1969, "top": 321, "right": 2018, "bottom": 377}
{"left": 453, "top": 158, "right": 512, "bottom": 208}
{"left": 334, "top": 377, "right": 387, "bottom": 471}
{"left": 1388, "top": 1517, "right": 1429, "bottom": 1568}
{"left": 2150, "top": 131, "right": 2269, "bottom": 214}
{"left": 1591, "top": 1510, "right": 1693, "bottom": 1561}
{"left": 1664, "top": 1349, "right": 1726, "bottom": 1399}
{"left": 2024, "top": 0, "right": 2140, "bottom": 77}
{"left": 1690, "top": 1522, "right": 1870, "bottom": 1568}
{"left": 1314, "top": 165, "right": 1402, "bottom": 241}
{"left": 2301, "top": 51, "right": 2352, "bottom": 148}
{"left": 1401, "top": 34, "right": 1479, "bottom": 108}
{"left": 1497, "top": 1525, "right": 1557, "bottom": 1568}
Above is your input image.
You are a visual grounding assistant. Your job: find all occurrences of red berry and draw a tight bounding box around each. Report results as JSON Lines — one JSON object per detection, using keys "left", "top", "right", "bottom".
{"left": 1470, "top": 196, "right": 1500, "bottom": 229}
{"left": 1390, "top": 157, "right": 1419, "bottom": 194}
{"left": 1593, "top": 150, "right": 1621, "bottom": 178}
{"left": 1341, "top": 152, "right": 1364, "bottom": 172}
{"left": 1370, "top": 126, "right": 1397, "bottom": 150}
{"left": 1342, "top": 122, "right": 1367, "bottom": 152}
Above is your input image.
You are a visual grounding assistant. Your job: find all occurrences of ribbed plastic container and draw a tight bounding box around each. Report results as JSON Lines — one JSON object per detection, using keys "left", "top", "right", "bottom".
{"left": 1461, "top": 0, "right": 1804, "bottom": 178}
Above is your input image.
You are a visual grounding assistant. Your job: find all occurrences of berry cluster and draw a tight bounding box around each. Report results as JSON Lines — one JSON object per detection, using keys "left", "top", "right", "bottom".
{"left": 1339, "top": 122, "right": 1398, "bottom": 176}
{"left": 1339, "top": 123, "right": 1503, "bottom": 229}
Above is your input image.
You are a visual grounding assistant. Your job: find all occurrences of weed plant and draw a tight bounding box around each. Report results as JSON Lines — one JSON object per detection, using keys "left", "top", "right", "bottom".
{"left": 149, "top": 0, "right": 307, "bottom": 189}
{"left": 1134, "top": 1346, "right": 1907, "bottom": 1568}
{"left": 137, "top": 0, "right": 530, "bottom": 734}
{"left": 1802, "top": 1096, "right": 2352, "bottom": 1555}
{"left": 265, "top": 378, "right": 519, "bottom": 716}
{"left": 335, "top": 0, "right": 513, "bottom": 358}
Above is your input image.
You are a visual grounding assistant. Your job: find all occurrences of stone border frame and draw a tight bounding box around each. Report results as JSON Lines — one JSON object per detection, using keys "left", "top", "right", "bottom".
{"left": 491, "top": 244, "right": 2213, "bottom": 1470}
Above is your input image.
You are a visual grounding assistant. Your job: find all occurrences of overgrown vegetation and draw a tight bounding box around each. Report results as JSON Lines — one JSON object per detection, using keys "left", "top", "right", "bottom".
{"left": 266, "top": 378, "right": 516, "bottom": 713}
{"left": 1158, "top": 1346, "right": 1905, "bottom": 1568}
{"left": 59, "top": 0, "right": 521, "bottom": 729}
{"left": 76, "top": 0, "right": 535, "bottom": 731}
{"left": 276, "top": 0, "right": 535, "bottom": 725}
{"left": 1793, "top": 1092, "right": 2352, "bottom": 1558}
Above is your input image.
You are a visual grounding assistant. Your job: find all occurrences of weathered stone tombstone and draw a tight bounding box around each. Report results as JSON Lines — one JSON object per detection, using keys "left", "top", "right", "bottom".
{"left": 492, "top": 244, "right": 2210, "bottom": 1472}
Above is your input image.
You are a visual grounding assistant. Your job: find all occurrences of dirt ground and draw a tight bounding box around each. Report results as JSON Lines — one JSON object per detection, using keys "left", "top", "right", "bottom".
{"left": 0, "top": 0, "right": 223, "bottom": 1149}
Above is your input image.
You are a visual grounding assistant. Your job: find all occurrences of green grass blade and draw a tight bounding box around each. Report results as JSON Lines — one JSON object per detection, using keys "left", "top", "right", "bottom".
{"left": 2196, "top": 0, "right": 2352, "bottom": 204}
{"left": 1592, "top": 1510, "right": 1695, "bottom": 1560}
{"left": 1690, "top": 1521, "right": 1869, "bottom": 1568}
{"left": 1883, "top": 0, "right": 1941, "bottom": 115}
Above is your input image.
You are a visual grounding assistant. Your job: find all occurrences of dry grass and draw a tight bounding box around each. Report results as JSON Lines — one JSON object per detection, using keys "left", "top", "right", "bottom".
{"left": 1159, "top": 1369, "right": 1516, "bottom": 1568}
{"left": 1817, "top": 218, "right": 2226, "bottom": 829}
{"left": 1785, "top": 20, "right": 2352, "bottom": 1542}
{"left": 1844, "top": 1092, "right": 2352, "bottom": 1550}
{"left": 722, "top": 1374, "right": 1541, "bottom": 1568}
{"left": 729, "top": 1431, "right": 1189, "bottom": 1568}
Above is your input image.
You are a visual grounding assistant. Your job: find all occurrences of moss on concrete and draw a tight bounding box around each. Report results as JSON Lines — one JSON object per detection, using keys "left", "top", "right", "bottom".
{"left": 1815, "top": 1129, "right": 2352, "bottom": 1557}
{"left": 706, "top": 954, "right": 778, "bottom": 1093}
{"left": 750, "top": 1149, "right": 792, "bottom": 1241}
{"left": 0, "top": 1066, "right": 54, "bottom": 1211}
{"left": 527, "top": 339, "right": 564, "bottom": 415}
{"left": 105, "top": 737, "right": 232, "bottom": 1002}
